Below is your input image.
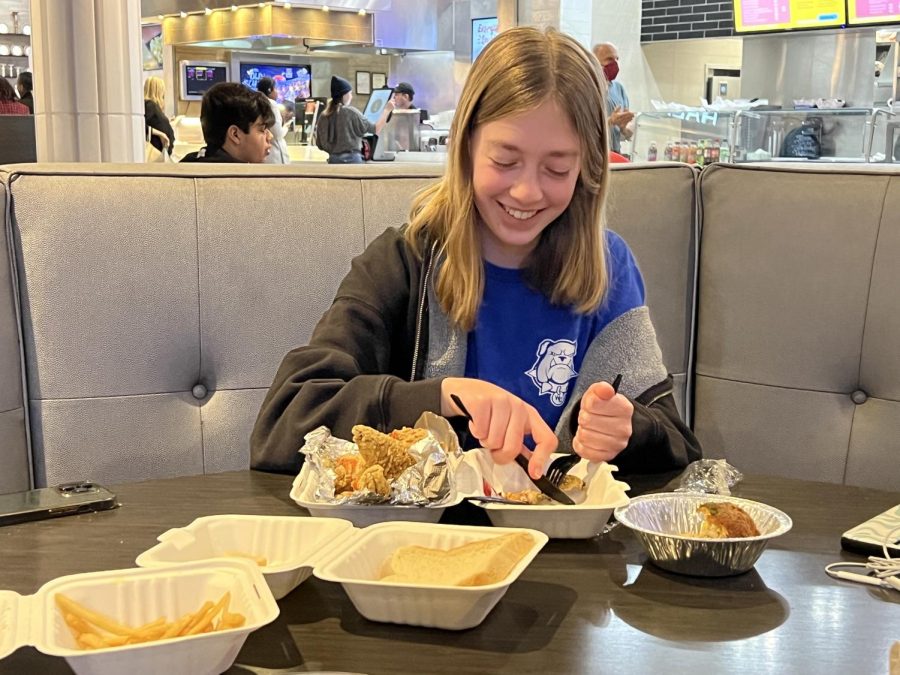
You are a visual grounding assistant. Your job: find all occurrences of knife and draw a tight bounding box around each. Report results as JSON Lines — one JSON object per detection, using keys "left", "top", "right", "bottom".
{"left": 449, "top": 393, "right": 576, "bottom": 506}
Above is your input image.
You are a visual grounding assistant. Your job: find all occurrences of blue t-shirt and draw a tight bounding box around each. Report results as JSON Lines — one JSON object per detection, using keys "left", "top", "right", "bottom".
{"left": 464, "top": 230, "right": 645, "bottom": 430}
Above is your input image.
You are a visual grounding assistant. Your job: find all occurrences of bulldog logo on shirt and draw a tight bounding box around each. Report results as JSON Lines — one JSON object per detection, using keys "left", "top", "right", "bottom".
{"left": 525, "top": 339, "right": 578, "bottom": 407}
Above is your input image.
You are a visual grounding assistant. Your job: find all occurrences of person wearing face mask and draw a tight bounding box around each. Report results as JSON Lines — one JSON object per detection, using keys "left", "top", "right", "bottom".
{"left": 592, "top": 43, "right": 634, "bottom": 155}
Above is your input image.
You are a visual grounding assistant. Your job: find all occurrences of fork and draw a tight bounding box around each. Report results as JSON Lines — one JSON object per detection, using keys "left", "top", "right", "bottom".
{"left": 546, "top": 454, "right": 580, "bottom": 487}
{"left": 547, "top": 373, "right": 623, "bottom": 487}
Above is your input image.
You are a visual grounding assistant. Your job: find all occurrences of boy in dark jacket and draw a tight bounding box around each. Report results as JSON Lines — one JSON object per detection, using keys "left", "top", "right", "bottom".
{"left": 181, "top": 83, "right": 275, "bottom": 163}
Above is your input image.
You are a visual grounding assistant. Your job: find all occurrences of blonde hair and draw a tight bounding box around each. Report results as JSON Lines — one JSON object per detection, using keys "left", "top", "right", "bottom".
{"left": 404, "top": 27, "right": 611, "bottom": 331}
{"left": 143, "top": 76, "right": 166, "bottom": 110}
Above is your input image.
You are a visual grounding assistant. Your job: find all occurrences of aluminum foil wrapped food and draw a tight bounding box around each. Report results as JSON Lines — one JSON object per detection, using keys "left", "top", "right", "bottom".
{"left": 299, "top": 412, "right": 462, "bottom": 506}
{"left": 675, "top": 458, "right": 743, "bottom": 496}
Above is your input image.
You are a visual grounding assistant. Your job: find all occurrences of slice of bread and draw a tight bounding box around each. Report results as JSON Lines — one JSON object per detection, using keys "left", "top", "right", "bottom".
{"left": 379, "top": 532, "right": 535, "bottom": 587}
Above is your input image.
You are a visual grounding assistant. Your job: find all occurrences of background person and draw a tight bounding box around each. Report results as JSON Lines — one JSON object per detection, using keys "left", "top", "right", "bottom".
{"left": 16, "top": 71, "right": 33, "bottom": 114}
{"left": 256, "top": 76, "right": 291, "bottom": 165}
{"left": 316, "top": 75, "right": 393, "bottom": 164}
{"left": 0, "top": 79, "right": 29, "bottom": 115}
{"left": 390, "top": 81, "right": 416, "bottom": 111}
{"left": 180, "top": 83, "right": 274, "bottom": 164}
{"left": 143, "top": 76, "right": 175, "bottom": 157}
{"left": 251, "top": 27, "right": 700, "bottom": 477}
{"left": 592, "top": 42, "right": 634, "bottom": 155}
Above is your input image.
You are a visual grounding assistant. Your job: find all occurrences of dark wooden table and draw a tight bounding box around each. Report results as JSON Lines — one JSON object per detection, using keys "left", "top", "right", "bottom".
{"left": 0, "top": 471, "right": 897, "bottom": 674}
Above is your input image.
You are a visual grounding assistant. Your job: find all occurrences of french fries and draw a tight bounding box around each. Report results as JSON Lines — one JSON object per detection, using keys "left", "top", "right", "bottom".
{"left": 55, "top": 591, "right": 246, "bottom": 651}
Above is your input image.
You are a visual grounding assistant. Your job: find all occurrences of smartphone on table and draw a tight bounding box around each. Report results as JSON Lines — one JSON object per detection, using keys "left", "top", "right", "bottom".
{"left": 0, "top": 481, "right": 118, "bottom": 526}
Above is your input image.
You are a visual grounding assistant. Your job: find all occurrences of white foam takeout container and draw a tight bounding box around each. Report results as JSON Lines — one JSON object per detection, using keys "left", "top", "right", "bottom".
{"left": 290, "top": 462, "right": 464, "bottom": 528}
{"left": 0, "top": 559, "right": 279, "bottom": 675}
{"left": 462, "top": 451, "right": 631, "bottom": 539}
{"left": 135, "top": 514, "right": 355, "bottom": 599}
{"left": 314, "top": 521, "right": 548, "bottom": 630}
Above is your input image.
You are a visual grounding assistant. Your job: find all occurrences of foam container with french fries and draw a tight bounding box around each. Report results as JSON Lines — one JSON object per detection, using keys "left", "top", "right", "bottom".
{"left": 463, "top": 450, "right": 631, "bottom": 539}
{"left": 0, "top": 559, "right": 278, "bottom": 675}
{"left": 135, "top": 514, "right": 355, "bottom": 599}
{"left": 314, "top": 521, "right": 548, "bottom": 630}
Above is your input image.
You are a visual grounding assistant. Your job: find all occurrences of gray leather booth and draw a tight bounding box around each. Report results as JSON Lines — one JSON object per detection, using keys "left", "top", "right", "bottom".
{"left": 2, "top": 161, "right": 896, "bottom": 493}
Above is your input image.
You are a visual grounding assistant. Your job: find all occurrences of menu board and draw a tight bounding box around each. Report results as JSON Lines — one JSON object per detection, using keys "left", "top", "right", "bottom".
{"left": 472, "top": 17, "right": 499, "bottom": 61}
{"left": 733, "top": 0, "right": 846, "bottom": 32}
{"left": 848, "top": 0, "right": 900, "bottom": 24}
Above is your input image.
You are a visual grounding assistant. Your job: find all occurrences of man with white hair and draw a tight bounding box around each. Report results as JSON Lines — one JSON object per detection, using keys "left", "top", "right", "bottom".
{"left": 592, "top": 42, "right": 634, "bottom": 154}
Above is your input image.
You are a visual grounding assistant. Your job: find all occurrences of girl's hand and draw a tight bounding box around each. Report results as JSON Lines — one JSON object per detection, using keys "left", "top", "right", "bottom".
{"left": 573, "top": 381, "right": 634, "bottom": 462}
{"left": 441, "top": 377, "right": 558, "bottom": 479}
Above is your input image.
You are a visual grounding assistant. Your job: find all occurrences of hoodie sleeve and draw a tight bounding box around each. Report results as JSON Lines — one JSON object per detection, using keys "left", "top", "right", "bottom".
{"left": 250, "top": 228, "right": 443, "bottom": 474}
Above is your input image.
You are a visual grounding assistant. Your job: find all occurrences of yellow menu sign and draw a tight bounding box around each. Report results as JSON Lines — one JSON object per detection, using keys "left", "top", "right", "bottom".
{"left": 734, "top": 0, "right": 846, "bottom": 32}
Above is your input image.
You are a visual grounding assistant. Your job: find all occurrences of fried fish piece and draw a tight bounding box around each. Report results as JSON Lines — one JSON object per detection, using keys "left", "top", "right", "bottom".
{"left": 352, "top": 464, "right": 391, "bottom": 497}
{"left": 503, "top": 489, "right": 549, "bottom": 505}
{"left": 558, "top": 475, "right": 586, "bottom": 493}
{"left": 352, "top": 425, "right": 419, "bottom": 481}
{"left": 389, "top": 427, "right": 428, "bottom": 446}
{"left": 697, "top": 502, "right": 760, "bottom": 538}
{"left": 332, "top": 453, "right": 366, "bottom": 494}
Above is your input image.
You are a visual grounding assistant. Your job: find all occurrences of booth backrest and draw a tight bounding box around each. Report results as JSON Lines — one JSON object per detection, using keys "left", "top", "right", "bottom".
{"left": 695, "top": 163, "right": 900, "bottom": 491}
{"left": 1, "top": 163, "right": 697, "bottom": 489}
{"left": 0, "top": 184, "right": 29, "bottom": 493}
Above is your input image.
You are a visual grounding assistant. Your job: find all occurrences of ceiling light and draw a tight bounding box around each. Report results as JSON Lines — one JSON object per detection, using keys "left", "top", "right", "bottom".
{"left": 0, "top": 46, "right": 8, "bottom": 56}
{"left": 283, "top": 1, "right": 291, "bottom": 6}
{"left": 322, "top": 5, "right": 330, "bottom": 11}
{"left": 0, "top": 24, "right": 7, "bottom": 34}
{"left": 231, "top": 5, "right": 238, "bottom": 10}
{"left": 205, "top": 7, "right": 212, "bottom": 14}
{"left": 258, "top": 2, "right": 265, "bottom": 7}
{"left": 23, "top": 25, "right": 31, "bottom": 35}
{"left": 180, "top": 10, "right": 187, "bottom": 18}
{"left": 157, "top": 14, "right": 164, "bottom": 20}
{"left": 358, "top": 9, "right": 365, "bottom": 15}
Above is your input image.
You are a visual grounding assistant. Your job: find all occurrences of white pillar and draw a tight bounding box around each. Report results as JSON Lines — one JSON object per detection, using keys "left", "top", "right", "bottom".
{"left": 30, "top": 0, "right": 144, "bottom": 162}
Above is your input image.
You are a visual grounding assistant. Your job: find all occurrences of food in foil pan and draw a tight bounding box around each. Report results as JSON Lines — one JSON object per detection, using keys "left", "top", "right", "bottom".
{"left": 695, "top": 502, "right": 760, "bottom": 538}
{"left": 299, "top": 413, "right": 461, "bottom": 507}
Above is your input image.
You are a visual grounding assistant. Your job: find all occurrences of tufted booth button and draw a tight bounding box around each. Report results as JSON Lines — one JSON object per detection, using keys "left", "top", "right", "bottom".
{"left": 191, "top": 384, "right": 208, "bottom": 400}
{"left": 850, "top": 390, "right": 868, "bottom": 405}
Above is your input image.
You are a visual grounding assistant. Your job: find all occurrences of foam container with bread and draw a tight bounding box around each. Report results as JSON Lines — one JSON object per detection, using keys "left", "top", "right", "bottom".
{"left": 134, "top": 514, "right": 354, "bottom": 599}
{"left": 465, "top": 452, "right": 631, "bottom": 539}
{"left": 314, "top": 521, "right": 548, "bottom": 630}
{"left": 0, "top": 559, "right": 279, "bottom": 675}
{"left": 290, "top": 463, "right": 464, "bottom": 527}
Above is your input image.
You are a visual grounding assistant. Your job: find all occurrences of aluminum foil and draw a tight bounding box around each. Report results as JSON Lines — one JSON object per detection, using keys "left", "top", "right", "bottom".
{"left": 675, "top": 458, "right": 744, "bottom": 496}
{"left": 614, "top": 493, "right": 792, "bottom": 577}
{"left": 299, "top": 412, "right": 461, "bottom": 507}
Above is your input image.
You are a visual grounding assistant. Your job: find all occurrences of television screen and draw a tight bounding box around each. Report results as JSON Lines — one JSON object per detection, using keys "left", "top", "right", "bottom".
{"left": 180, "top": 61, "right": 228, "bottom": 101}
{"left": 733, "top": 0, "right": 845, "bottom": 33}
{"left": 239, "top": 63, "right": 312, "bottom": 102}
{"left": 472, "top": 17, "right": 499, "bottom": 61}
{"left": 848, "top": 0, "right": 900, "bottom": 25}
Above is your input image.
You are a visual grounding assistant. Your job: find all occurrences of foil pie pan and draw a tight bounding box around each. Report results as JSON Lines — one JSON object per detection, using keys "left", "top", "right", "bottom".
{"left": 614, "top": 493, "right": 792, "bottom": 577}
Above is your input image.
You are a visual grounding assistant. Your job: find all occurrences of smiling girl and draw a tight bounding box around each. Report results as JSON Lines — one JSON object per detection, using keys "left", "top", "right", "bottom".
{"left": 251, "top": 27, "right": 701, "bottom": 477}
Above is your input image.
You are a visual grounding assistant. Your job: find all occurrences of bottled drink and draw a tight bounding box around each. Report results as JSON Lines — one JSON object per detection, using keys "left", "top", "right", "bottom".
{"left": 695, "top": 141, "right": 704, "bottom": 167}
{"left": 673, "top": 141, "right": 682, "bottom": 162}
{"left": 719, "top": 140, "right": 730, "bottom": 163}
{"left": 686, "top": 142, "right": 696, "bottom": 164}
{"left": 664, "top": 140, "right": 673, "bottom": 162}
{"left": 647, "top": 141, "right": 658, "bottom": 162}
{"left": 711, "top": 140, "right": 720, "bottom": 163}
